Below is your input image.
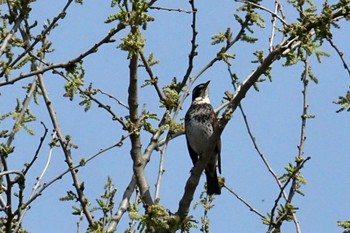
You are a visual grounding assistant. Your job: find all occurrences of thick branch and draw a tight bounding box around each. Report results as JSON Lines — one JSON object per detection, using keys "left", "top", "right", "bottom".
{"left": 128, "top": 50, "right": 153, "bottom": 206}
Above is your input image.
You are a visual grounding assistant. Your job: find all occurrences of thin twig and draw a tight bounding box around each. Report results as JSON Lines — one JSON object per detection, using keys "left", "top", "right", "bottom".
{"left": 106, "top": 177, "right": 137, "bottom": 232}
{"left": 149, "top": 6, "right": 194, "bottom": 14}
{"left": 0, "top": 170, "right": 25, "bottom": 180}
{"left": 267, "top": 157, "right": 310, "bottom": 233}
{"left": 97, "top": 89, "right": 129, "bottom": 110}
{"left": 0, "top": 23, "right": 125, "bottom": 86}
{"left": 22, "top": 122, "right": 49, "bottom": 176}
{"left": 326, "top": 37, "right": 350, "bottom": 78}
{"left": 226, "top": 65, "right": 286, "bottom": 196}
{"left": 0, "top": 0, "right": 75, "bottom": 78}
{"left": 30, "top": 131, "right": 56, "bottom": 194}
{"left": 52, "top": 70, "right": 127, "bottom": 128}
{"left": 235, "top": 0, "right": 288, "bottom": 26}
{"left": 178, "top": 0, "right": 198, "bottom": 92}
{"left": 139, "top": 51, "right": 166, "bottom": 101}
{"left": 15, "top": 137, "right": 130, "bottom": 217}
{"left": 224, "top": 184, "right": 265, "bottom": 219}
{"left": 154, "top": 137, "right": 166, "bottom": 201}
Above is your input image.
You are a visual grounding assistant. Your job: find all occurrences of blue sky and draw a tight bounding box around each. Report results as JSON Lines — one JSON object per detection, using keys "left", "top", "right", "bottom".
{"left": 1, "top": 1, "right": 350, "bottom": 232}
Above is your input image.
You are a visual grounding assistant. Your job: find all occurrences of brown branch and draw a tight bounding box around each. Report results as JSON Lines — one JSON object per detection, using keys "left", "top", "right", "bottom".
{"left": 0, "top": 0, "right": 76, "bottom": 78}
{"left": 106, "top": 177, "right": 137, "bottom": 232}
{"left": 139, "top": 51, "right": 166, "bottom": 101}
{"left": 37, "top": 71, "right": 95, "bottom": 226}
{"left": 178, "top": 0, "right": 198, "bottom": 92}
{"left": 149, "top": 6, "right": 194, "bottom": 14}
{"left": 176, "top": 4, "right": 338, "bottom": 220}
{"left": 326, "top": 37, "right": 350, "bottom": 78}
{"left": 128, "top": 42, "right": 153, "bottom": 206}
{"left": 177, "top": 146, "right": 212, "bottom": 220}
{"left": 22, "top": 122, "right": 48, "bottom": 176}
{"left": 97, "top": 89, "right": 129, "bottom": 110}
{"left": 235, "top": 0, "right": 288, "bottom": 26}
{"left": 52, "top": 70, "right": 127, "bottom": 128}
{"left": 267, "top": 157, "right": 310, "bottom": 233}
{"left": 224, "top": 184, "right": 265, "bottom": 219}
{"left": 226, "top": 65, "right": 284, "bottom": 192}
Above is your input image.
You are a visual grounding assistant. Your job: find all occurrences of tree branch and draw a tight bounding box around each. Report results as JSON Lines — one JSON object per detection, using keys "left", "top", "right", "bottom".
{"left": 0, "top": 23, "right": 125, "bottom": 86}
{"left": 128, "top": 45, "right": 153, "bottom": 206}
{"left": 37, "top": 70, "right": 95, "bottom": 226}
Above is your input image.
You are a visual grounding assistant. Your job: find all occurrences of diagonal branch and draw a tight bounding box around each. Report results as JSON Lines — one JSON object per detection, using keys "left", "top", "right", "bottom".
{"left": 37, "top": 69, "right": 95, "bottom": 226}
{"left": 0, "top": 23, "right": 125, "bottom": 86}
{"left": 0, "top": 0, "right": 76, "bottom": 78}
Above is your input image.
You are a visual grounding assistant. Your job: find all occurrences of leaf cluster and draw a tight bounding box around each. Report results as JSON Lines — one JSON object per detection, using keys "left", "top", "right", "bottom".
{"left": 63, "top": 62, "right": 85, "bottom": 101}
{"left": 334, "top": 89, "right": 350, "bottom": 112}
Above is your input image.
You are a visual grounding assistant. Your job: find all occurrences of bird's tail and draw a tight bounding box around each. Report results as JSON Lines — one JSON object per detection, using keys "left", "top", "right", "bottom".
{"left": 205, "top": 170, "right": 221, "bottom": 195}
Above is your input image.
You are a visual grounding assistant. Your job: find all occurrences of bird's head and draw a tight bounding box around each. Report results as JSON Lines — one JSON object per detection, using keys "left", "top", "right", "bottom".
{"left": 191, "top": 80, "right": 211, "bottom": 104}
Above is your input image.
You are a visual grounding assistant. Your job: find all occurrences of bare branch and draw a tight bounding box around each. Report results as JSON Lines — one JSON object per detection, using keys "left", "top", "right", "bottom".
{"left": 22, "top": 122, "right": 49, "bottom": 176}
{"left": 154, "top": 140, "right": 165, "bottom": 201}
{"left": 178, "top": 0, "right": 198, "bottom": 91}
{"left": 128, "top": 40, "right": 153, "bottom": 206}
{"left": 327, "top": 37, "right": 350, "bottom": 78}
{"left": 0, "top": 0, "right": 76, "bottom": 78}
{"left": 225, "top": 65, "right": 290, "bottom": 202}
{"left": 97, "top": 89, "right": 129, "bottom": 110}
{"left": 106, "top": 177, "right": 137, "bottom": 232}
{"left": 267, "top": 157, "right": 310, "bottom": 233}
{"left": 139, "top": 51, "right": 166, "bottom": 101}
{"left": 149, "top": 6, "right": 194, "bottom": 14}
{"left": 30, "top": 131, "right": 56, "bottom": 195}
{"left": 37, "top": 70, "right": 95, "bottom": 226}
{"left": 235, "top": 0, "right": 288, "bottom": 26}
{"left": 224, "top": 184, "right": 265, "bottom": 219}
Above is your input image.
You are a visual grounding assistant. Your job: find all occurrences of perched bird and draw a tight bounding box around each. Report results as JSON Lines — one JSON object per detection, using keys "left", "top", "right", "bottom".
{"left": 185, "top": 81, "right": 221, "bottom": 195}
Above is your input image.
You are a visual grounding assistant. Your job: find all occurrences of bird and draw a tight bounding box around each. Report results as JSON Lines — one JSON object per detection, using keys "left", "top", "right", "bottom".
{"left": 185, "top": 80, "right": 221, "bottom": 195}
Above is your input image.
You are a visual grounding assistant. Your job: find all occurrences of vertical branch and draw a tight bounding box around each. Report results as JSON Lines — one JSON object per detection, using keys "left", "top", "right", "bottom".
{"left": 178, "top": 0, "right": 198, "bottom": 91}
{"left": 268, "top": 58, "right": 312, "bottom": 233}
{"left": 154, "top": 144, "right": 165, "bottom": 201}
{"left": 128, "top": 38, "right": 153, "bottom": 206}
